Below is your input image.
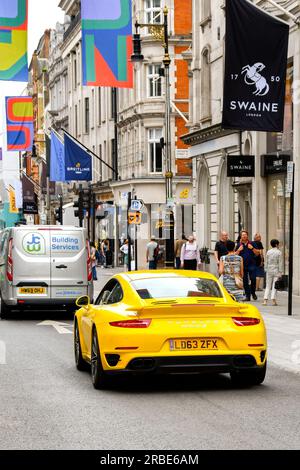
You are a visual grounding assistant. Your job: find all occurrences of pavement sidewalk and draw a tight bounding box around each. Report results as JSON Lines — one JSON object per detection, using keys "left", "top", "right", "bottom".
{"left": 93, "top": 267, "right": 300, "bottom": 375}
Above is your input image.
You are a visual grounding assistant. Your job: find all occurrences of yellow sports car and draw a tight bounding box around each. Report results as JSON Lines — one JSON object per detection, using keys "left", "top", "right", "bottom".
{"left": 74, "top": 270, "right": 267, "bottom": 389}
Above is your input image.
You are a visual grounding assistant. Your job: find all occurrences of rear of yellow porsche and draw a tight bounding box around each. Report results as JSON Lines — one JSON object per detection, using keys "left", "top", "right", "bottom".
{"left": 98, "top": 298, "right": 267, "bottom": 383}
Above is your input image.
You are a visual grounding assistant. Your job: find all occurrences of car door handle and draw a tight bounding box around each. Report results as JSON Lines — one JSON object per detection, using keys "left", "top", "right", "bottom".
{"left": 56, "top": 265, "right": 67, "bottom": 269}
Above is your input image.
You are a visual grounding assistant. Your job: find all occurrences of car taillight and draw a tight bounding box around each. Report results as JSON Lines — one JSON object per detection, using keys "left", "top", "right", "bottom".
{"left": 86, "top": 240, "right": 92, "bottom": 282}
{"left": 232, "top": 317, "right": 260, "bottom": 326}
{"left": 7, "top": 238, "right": 13, "bottom": 282}
{"left": 109, "top": 319, "right": 152, "bottom": 328}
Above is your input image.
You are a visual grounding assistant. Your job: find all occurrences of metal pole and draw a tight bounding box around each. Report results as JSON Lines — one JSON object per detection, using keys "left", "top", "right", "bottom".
{"left": 46, "top": 176, "right": 50, "bottom": 224}
{"left": 79, "top": 184, "right": 83, "bottom": 228}
{"left": 163, "top": 7, "right": 174, "bottom": 268}
{"left": 134, "top": 195, "right": 138, "bottom": 271}
{"left": 60, "top": 194, "right": 63, "bottom": 225}
{"left": 112, "top": 87, "right": 119, "bottom": 181}
{"left": 288, "top": 165, "right": 294, "bottom": 316}
{"left": 92, "top": 192, "right": 96, "bottom": 242}
{"left": 127, "top": 191, "right": 132, "bottom": 272}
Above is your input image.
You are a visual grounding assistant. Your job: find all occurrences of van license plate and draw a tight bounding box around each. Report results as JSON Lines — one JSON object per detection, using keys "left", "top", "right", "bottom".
{"left": 18, "top": 287, "right": 46, "bottom": 295}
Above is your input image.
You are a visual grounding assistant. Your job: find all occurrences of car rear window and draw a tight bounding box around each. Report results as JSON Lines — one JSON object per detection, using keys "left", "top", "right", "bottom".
{"left": 132, "top": 277, "right": 223, "bottom": 299}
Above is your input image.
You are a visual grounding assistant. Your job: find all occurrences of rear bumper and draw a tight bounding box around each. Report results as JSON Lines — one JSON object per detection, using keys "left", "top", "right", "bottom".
{"left": 104, "top": 354, "right": 267, "bottom": 375}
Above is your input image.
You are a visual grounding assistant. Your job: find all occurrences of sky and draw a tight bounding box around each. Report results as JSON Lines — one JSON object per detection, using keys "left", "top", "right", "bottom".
{"left": 0, "top": 0, "right": 65, "bottom": 142}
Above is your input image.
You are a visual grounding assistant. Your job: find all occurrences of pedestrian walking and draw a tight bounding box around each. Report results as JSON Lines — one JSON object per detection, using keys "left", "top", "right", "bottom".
{"left": 235, "top": 230, "right": 260, "bottom": 301}
{"left": 263, "top": 239, "right": 284, "bottom": 306}
{"left": 214, "top": 231, "right": 229, "bottom": 267}
{"left": 174, "top": 234, "right": 187, "bottom": 269}
{"left": 90, "top": 242, "right": 98, "bottom": 281}
{"left": 120, "top": 239, "right": 129, "bottom": 271}
{"left": 180, "top": 235, "right": 201, "bottom": 270}
{"left": 219, "top": 240, "right": 244, "bottom": 302}
{"left": 254, "top": 233, "right": 265, "bottom": 291}
{"left": 146, "top": 236, "right": 159, "bottom": 270}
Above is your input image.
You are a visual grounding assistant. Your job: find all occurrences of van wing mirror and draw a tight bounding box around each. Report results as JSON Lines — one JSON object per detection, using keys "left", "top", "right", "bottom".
{"left": 76, "top": 295, "right": 90, "bottom": 308}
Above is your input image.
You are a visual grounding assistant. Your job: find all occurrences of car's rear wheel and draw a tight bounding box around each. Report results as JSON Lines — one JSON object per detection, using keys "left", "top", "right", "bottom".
{"left": 91, "top": 328, "right": 110, "bottom": 389}
{"left": 230, "top": 362, "right": 267, "bottom": 386}
{"left": 74, "top": 320, "right": 89, "bottom": 371}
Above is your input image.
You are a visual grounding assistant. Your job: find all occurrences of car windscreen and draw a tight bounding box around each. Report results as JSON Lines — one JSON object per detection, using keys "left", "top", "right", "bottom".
{"left": 132, "top": 277, "right": 223, "bottom": 299}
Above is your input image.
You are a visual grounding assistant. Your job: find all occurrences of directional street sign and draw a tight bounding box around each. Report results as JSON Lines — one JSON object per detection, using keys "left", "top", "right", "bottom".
{"left": 128, "top": 211, "right": 142, "bottom": 225}
{"left": 130, "top": 199, "right": 144, "bottom": 212}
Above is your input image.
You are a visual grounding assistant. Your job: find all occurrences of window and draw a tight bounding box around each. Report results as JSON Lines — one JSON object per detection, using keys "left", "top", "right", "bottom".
{"left": 84, "top": 97, "right": 90, "bottom": 134}
{"left": 201, "top": 48, "right": 211, "bottom": 121}
{"left": 145, "top": 0, "right": 162, "bottom": 24}
{"left": 148, "top": 65, "right": 162, "bottom": 97}
{"left": 132, "top": 277, "right": 222, "bottom": 299}
{"left": 95, "top": 279, "right": 123, "bottom": 305}
{"left": 75, "top": 104, "right": 78, "bottom": 137}
{"left": 148, "top": 128, "right": 163, "bottom": 173}
{"left": 73, "top": 56, "right": 77, "bottom": 90}
{"left": 201, "top": 0, "right": 211, "bottom": 21}
{"left": 98, "top": 88, "right": 102, "bottom": 125}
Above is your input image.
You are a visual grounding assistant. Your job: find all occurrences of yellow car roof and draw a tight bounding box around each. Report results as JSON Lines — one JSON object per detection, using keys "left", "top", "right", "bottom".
{"left": 116, "top": 270, "right": 218, "bottom": 282}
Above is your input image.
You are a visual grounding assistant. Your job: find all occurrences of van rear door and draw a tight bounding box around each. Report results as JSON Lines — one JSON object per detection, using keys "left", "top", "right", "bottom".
{"left": 13, "top": 228, "right": 51, "bottom": 301}
{"left": 50, "top": 229, "right": 89, "bottom": 301}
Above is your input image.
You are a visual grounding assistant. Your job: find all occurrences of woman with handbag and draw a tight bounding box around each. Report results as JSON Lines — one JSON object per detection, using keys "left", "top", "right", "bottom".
{"left": 263, "top": 239, "right": 283, "bottom": 306}
{"left": 219, "top": 240, "right": 244, "bottom": 302}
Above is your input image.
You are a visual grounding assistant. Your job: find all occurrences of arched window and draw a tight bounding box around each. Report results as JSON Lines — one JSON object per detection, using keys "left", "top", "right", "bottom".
{"left": 201, "top": 47, "right": 211, "bottom": 122}
{"left": 197, "top": 161, "right": 211, "bottom": 248}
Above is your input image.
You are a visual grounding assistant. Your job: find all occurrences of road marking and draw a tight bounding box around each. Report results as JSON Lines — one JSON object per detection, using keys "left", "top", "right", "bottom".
{"left": 37, "top": 321, "right": 73, "bottom": 334}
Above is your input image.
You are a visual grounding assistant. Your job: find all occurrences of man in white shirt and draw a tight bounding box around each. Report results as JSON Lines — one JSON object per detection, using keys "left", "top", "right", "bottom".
{"left": 146, "top": 236, "right": 159, "bottom": 270}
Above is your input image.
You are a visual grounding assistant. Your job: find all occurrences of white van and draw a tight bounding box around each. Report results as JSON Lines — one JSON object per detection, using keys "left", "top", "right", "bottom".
{"left": 0, "top": 226, "right": 94, "bottom": 318}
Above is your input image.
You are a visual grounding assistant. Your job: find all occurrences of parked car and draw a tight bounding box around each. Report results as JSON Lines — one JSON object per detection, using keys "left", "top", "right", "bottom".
{"left": 0, "top": 226, "right": 93, "bottom": 318}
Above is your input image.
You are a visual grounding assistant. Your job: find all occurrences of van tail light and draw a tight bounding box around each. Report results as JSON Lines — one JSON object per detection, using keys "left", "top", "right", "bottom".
{"left": 232, "top": 317, "right": 260, "bottom": 326}
{"left": 7, "top": 238, "right": 13, "bottom": 282}
{"left": 86, "top": 240, "right": 92, "bottom": 282}
{"left": 109, "top": 319, "right": 152, "bottom": 328}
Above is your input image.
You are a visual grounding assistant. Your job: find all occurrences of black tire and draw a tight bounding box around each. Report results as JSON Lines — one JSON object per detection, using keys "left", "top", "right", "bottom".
{"left": 0, "top": 298, "right": 11, "bottom": 319}
{"left": 91, "top": 328, "right": 110, "bottom": 390}
{"left": 74, "top": 320, "right": 89, "bottom": 371}
{"left": 230, "top": 362, "right": 267, "bottom": 386}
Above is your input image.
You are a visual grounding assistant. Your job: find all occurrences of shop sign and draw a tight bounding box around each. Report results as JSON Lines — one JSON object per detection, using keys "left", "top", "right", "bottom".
{"left": 227, "top": 155, "right": 255, "bottom": 177}
{"left": 23, "top": 201, "right": 38, "bottom": 214}
{"left": 261, "top": 154, "right": 290, "bottom": 176}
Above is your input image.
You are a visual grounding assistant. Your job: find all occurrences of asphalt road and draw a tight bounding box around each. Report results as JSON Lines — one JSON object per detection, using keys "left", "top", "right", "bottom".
{"left": 0, "top": 277, "right": 299, "bottom": 450}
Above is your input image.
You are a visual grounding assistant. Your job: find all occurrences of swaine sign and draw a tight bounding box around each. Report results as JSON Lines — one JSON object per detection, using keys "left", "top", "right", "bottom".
{"left": 222, "top": 0, "right": 289, "bottom": 132}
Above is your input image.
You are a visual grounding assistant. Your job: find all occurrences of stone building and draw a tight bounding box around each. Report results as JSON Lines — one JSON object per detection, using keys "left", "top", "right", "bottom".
{"left": 181, "top": 0, "right": 300, "bottom": 293}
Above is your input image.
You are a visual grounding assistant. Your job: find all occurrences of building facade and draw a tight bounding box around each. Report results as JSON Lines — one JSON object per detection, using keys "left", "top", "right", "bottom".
{"left": 181, "top": 0, "right": 300, "bottom": 292}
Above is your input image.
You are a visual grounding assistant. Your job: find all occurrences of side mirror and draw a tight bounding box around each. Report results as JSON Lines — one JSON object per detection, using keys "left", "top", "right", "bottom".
{"left": 101, "top": 290, "right": 111, "bottom": 305}
{"left": 76, "top": 295, "right": 90, "bottom": 308}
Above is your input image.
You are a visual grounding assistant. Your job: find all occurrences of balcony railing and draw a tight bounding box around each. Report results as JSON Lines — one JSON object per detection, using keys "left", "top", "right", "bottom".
{"left": 63, "top": 12, "right": 81, "bottom": 41}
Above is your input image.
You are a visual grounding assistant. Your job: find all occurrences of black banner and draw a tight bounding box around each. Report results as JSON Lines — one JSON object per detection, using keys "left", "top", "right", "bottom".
{"left": 222, "top": 0, "right": 289, "bottom": 132}
{"left": 227, "top": 155, "right": 255, "bottom": 177}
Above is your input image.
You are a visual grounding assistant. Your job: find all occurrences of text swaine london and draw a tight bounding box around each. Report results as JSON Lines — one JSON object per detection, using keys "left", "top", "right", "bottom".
{"left": 230, "top": 101, "right": 279, "bottom": 114}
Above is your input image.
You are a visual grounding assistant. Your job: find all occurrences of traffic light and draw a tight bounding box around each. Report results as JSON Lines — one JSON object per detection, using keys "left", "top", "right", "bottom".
{"left": 81, "top": 189, "right": 91, "bottom": 210}
{"left": 55, "top": 206, "right": 63, "bottom": 224}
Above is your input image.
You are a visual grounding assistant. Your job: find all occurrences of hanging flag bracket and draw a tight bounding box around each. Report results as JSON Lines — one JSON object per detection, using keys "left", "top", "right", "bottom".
{"left": 263, "top": 0, "right": 300, "bottom": 25}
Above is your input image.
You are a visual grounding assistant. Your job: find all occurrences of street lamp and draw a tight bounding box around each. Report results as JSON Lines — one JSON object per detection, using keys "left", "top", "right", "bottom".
{"left": 131, "top": 6, "right": 174, "bottom": 267}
